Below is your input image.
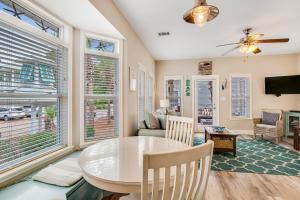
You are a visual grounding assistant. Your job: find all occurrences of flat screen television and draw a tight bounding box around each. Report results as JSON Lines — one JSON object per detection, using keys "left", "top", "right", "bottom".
{"left": 265, "top": 75, "right": 300, "bottom": 96}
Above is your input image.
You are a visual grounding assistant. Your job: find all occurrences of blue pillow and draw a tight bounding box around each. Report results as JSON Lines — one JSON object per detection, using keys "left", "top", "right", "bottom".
{"left": 262, "top": 112, "right": 280, "bottom": 126}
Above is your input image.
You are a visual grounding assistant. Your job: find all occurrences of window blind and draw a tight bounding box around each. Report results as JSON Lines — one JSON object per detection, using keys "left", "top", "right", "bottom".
{"left": 231, "top": 77, "right": 250, "bottom": 118}
{"left": 148, "top": 77, "right": 153, "bottom": 113}
{"left": 84, "top": 54, "right": 119, "bottom": 141}
{"left": 0, "top": 21, "right": 68, "bottom": 171}
{"left": 137, "top": 70, "right": 145, "bottom": 123}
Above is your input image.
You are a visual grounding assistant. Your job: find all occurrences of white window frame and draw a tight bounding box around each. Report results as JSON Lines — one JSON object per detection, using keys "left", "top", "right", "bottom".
{"left": 79, "top": 31, "right": 123, "bottom": 146}
{"left": 229, "top": 74, "right": 252, "bottom": 120}
{"left": 137, "top": 64, "right": 146, "bottom": 124}
{"left": 164, "top": 75, "right": 184, "bottom": 115}
{"left": 147, "top": 73, "right": 154, "bottom": 113}
{"left": 0, "top": 0, "right": 73, "bottom": 185}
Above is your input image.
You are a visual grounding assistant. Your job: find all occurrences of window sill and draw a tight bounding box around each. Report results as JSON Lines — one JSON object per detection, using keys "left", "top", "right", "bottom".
{"left": 0, "top": 146, "right": 74, "bottom": 188}
{"left": 79, "top": 136, "right": 120, "bottom": 150}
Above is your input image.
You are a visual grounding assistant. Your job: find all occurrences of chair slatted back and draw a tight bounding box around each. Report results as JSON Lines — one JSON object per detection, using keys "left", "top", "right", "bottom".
{"left": 142, "top": 140, "right": 214, "bottom": 200}
{"left": 166, "top": 115, "right": 194, "bottom": 146}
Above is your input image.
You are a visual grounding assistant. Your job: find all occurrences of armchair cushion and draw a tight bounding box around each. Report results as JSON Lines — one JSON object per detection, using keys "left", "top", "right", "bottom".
{"left": 262, "top": 112, "right": 280, "bottom": 126}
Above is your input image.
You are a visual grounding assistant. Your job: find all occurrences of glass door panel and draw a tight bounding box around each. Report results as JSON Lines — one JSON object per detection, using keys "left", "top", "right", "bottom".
{"left": 196, "top": 80, "right": 213, "bottom": 127}
{"left": 193, "top": 76, "right": 219, "bottom": 132}
{"left": 166, "top": 79, "right": 182, "bottom": 116}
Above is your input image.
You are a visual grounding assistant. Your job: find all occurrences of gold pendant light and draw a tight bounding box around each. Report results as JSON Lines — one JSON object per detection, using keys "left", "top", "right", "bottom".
{"left": 183, "top": 0, "right": 219, "bottom": 26}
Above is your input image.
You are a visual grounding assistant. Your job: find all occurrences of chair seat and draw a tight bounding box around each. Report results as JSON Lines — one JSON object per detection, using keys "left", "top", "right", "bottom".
{"left": 256, "top": 124, "right": 276, "bottom": 129}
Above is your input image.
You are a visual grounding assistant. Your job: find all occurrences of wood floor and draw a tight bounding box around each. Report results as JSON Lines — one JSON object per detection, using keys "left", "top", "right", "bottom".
{"left": 206, "top": 171, "right": 300, "bottom": 200}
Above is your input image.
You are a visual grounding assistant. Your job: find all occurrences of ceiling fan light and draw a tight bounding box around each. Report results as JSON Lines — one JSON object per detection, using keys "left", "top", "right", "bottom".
{"left": 240, "top": 44, "right": 257, "bottom": 53}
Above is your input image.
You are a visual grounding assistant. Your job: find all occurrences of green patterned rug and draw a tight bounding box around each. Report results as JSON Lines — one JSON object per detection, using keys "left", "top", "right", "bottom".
{"left": 211, "top": 139, "right": 300, "bottom": 176}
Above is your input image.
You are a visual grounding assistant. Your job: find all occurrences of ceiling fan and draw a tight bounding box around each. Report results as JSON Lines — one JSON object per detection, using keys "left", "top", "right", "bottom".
{"left": 217, "top": 28, "right": 290, "bottom": 56}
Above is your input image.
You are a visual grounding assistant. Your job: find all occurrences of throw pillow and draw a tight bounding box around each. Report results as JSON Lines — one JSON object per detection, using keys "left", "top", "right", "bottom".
{"left": 138, "top": 120, "right": 147, "bottom": 129}
{"left": 262, "top": 112, "right": 280, "bottom": 126}
{"left": 145, "top": 113, "right": 160, "bottom": 129}
{"left": 158, "top": 115, "right": 167, "bottom": 130}
{"left": 153, "top": 112, "right": 167, "bottom": 130}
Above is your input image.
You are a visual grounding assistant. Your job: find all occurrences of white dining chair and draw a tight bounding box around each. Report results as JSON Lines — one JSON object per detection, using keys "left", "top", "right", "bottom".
{"left": 166, "top": 115, "right": 195, "bottom": 146}
{"left": 121, "top": 140, "right": 214, "bottom": 200}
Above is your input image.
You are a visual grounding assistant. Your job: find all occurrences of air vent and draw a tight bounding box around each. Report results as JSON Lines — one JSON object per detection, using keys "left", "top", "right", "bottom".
{"left": 158, "top": 32, "right": 170, "bottom": 36}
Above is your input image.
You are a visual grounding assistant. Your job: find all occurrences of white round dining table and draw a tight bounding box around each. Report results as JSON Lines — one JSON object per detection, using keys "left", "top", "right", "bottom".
{"left": 79, "top": 136, "right": 189, "bottom": 194}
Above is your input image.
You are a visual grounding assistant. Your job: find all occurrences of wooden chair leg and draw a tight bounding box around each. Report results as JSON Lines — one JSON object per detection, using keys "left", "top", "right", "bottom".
{"left": 275, "top": 137, "right": 279, "bottom": 144}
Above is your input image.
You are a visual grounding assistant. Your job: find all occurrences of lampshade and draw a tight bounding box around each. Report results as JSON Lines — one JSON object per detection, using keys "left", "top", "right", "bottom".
{"left": 160, "top": 99, "right": 170, "bottom": 108}
{"left": 183, "top": 0, "right": 219, "bottom": 26}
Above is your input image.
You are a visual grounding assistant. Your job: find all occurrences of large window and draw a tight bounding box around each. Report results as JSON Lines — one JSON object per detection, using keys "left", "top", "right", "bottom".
{"left": 230, "top": 74, "right": 252, "bottom": 119}
{"left": 0, "top": 21, "right": 68, "bottom": 171}
{"left": 137, "top": 69, "right": 145, "bottom": 123}
{"left": 84, "top": 36, "right": 119, "bottom": 141}
{"left": 164, "top": 76, "right": 183, "bottom": 116}
{"left": 147, "top": 76, "right": 153, "bottom": 113}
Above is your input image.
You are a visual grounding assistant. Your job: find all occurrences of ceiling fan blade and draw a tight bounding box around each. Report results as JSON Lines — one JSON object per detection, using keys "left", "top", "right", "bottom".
{"left": 248, "top": 34, "right": 264, "bottom": 41}
{"left": 216, "top": 42, "right": 240, "bottom": 47}
{"left": 222, "top": 45, "right": 241, "bottom": 56}
{"left": 253, "top": 48, "right": 262, "bottom": 54}
{"left": 255, "top": 38, "right": 289, "bottom": 43}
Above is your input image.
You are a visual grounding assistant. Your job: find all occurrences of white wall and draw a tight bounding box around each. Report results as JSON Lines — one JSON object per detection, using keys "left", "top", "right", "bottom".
{"left": 156, "top": 54, "right": 300, "bottom": 131}
{"left": 90, "top": 0, "right": 155, "bottom": 136}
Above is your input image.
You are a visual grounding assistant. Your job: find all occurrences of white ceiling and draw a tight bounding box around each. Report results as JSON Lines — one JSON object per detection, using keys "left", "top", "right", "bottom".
{"left": 113, "top": 0, "right": 300, "bottom": 60}
{"left": 32, "top": 0, "right": 123, "bottom": 38}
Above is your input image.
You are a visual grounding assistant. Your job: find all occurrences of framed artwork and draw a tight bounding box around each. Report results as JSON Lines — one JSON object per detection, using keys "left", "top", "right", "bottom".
{"left": 198, "top": 61, "right": 212, "bottom": 75}
{"left": 185, "top": 79, "right": 191, "bottom": 96}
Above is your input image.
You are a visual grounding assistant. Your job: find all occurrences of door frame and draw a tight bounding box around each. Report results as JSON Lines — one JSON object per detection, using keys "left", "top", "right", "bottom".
{"left": 192, "top": 75, "right": 220, "bottom": 132}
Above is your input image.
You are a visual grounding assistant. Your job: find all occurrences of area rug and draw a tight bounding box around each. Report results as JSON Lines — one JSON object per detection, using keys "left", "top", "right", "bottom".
{"left": 211, "top": 139, "right": 300, "bottom": 176}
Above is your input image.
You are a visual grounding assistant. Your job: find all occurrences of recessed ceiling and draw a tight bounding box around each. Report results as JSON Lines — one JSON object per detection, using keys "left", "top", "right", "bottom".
{"left": 32, "top": 0, "right": 123, "bottom": 38}
{"left": 113, "top": 0, "right": 300, "bottom": 60}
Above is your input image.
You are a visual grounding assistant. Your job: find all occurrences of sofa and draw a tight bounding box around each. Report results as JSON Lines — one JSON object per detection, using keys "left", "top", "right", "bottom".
{"left": 137, "top": 111, "right": 168, "bottom": 138}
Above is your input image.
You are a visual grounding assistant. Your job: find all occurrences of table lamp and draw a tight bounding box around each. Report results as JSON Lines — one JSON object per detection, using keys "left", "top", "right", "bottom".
{"left": 160, "top": 99, "right": 170, "bottom": 115}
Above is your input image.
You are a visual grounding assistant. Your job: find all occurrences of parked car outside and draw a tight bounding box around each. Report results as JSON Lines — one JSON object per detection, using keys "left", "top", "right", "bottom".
{"left": 23, "top": 106, "right": 32, "bottom": 117}
{"left": 0, "top": 107, "right": 26, "bottom": 121}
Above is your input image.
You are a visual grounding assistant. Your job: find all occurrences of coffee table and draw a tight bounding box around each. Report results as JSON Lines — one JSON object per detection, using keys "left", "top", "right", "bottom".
{"left": 205, "top": 127, "right": 238, "bottom": 156}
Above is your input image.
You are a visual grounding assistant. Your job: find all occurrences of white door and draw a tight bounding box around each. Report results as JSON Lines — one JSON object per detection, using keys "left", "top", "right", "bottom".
{"left": 192, "top": 75, "right": 219, "bottom": 132}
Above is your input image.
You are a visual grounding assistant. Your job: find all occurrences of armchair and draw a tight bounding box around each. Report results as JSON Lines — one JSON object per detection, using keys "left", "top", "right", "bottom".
{"left": 253, "top": 109, "right": 283, "bottom": 144}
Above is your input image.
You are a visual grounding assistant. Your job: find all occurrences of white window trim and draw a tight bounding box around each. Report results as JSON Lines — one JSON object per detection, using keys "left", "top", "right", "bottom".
{"left": 137, "top": 63, "right": 146, "bottom": 125}
{"left": 79, "top": 31, "right": 123, "bottom": 146}
{"left": 0, "top": 0, "right": 73, "bottom": 185}
{"left": 229, "top": 74, "right": 253, "bottom": 120}
{"left": 0, "top": 0, "right": 71, "bottom": 46}
{"left": 147, "top": 73, "right": 155, "bottom": 113}
{"left": 164, "top": 75, "right": 184, "bottom": 115}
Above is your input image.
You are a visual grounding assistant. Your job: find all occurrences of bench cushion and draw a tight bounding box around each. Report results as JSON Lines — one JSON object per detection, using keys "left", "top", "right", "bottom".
{"left": 33, "top": 158, "right": 82, "bottom": 187}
